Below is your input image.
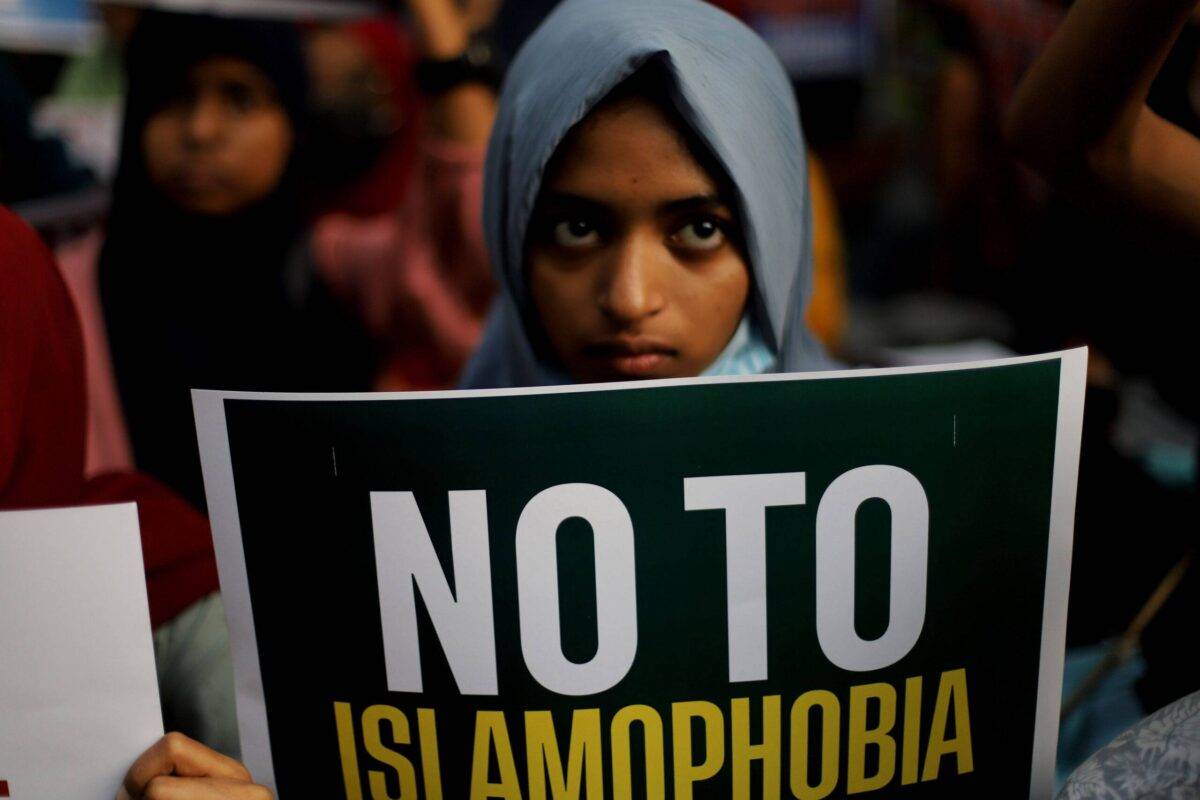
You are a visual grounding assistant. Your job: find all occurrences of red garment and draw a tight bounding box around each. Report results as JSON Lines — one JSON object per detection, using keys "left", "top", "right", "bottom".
{"left": 0, "top": 206, "right": 218, "bottom": 628}
{"left": 0, "top": 209, "right": 87, "bottom": 508}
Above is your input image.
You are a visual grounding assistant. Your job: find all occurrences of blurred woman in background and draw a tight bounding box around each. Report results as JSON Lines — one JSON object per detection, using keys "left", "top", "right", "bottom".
{"left": 60, "top": 0, "right": 499, "bottom": 512}
{"left": 61, "top": 11, "right": 370, "bottom": 512}
{"left": 305, "top": 3, "right": 498, "bottom": 391}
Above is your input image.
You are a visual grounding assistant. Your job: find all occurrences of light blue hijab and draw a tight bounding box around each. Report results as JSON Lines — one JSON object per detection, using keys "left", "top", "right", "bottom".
{"left": 460, "top": 0, "right": 831, "bottom": 388}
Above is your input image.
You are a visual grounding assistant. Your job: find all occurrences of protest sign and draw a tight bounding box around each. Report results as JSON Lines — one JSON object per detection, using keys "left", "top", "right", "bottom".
{"left": 194, "top": 350, "right": 1085, "bottom": 799}
{"left": 0, "top": 503, "right": 163, "bottom": 799}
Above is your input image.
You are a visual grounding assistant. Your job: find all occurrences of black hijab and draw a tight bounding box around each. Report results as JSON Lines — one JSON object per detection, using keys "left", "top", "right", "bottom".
{"left": 99, "top": 12, "right": 376, "bottom": 509}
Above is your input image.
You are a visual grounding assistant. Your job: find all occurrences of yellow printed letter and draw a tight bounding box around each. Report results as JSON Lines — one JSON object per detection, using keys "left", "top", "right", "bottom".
{"left": 922, "top": 669, "right": 974, "bottom": 781}
{"left": 902, "top": 676, "right": 922, "bottom": 785}
{"left": 335, "top": 701, "right": 364, "bottom": 800}
{"left": 470, "top": 711, "right": 523, "bottom": 800}
{"left": 418, "top": 708, "right": 444, "bottom": 799}
{"left": 362, "top": 705, "right": 419, "bottom": 800}
{"left": 611, "top": 705, "right": 666, "bottom": 800}
{"left": 847, "top": 683, "right": 897, "bottom": 794}
{"left": 789, "top": 690, "right": 840, "bottom": 800}
{"left": 525, "top": 709, "right": 604, "bottom": 800}
{"left": 732, "top": 696, "right": 781, "bottom": 800}
{"left": 672, "top": 701, "right": 725, "bottom": 800}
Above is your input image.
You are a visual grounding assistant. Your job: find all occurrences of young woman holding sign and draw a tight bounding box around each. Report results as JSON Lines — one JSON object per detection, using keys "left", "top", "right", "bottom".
{"left": 459, "top": 0, "right": 832, "bottom": 387}
{"left": 120, "top": 0, "right": 833, "bottom": 793}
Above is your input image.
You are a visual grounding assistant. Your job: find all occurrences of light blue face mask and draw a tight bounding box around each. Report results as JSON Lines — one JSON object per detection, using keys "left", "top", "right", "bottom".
{"left": 460, "top": 0, "right": 830, "bottom": 388}
{"left": 702, "top": 316, "right": 778, "bottom": 378}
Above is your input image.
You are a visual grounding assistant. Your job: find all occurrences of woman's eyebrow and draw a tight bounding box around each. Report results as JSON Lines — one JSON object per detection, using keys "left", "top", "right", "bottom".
{"left": 659, "top": 194, "right": 730, "bottom": 215}
{"left": 535, "top": 192, "right": 731, "bottom": 218}
{"left": 535, "top": 192, "right": 609, "bottom": 214}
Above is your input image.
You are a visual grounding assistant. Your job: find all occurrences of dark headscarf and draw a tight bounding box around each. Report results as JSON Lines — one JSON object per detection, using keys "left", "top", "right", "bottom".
{"left": 99, "top": 12, "right": 376, "bottom": 509}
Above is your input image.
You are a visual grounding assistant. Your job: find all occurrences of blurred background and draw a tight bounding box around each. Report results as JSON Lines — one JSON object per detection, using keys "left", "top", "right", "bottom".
{"left": 2, "top": 0, "right": 1195, "bottom": 784}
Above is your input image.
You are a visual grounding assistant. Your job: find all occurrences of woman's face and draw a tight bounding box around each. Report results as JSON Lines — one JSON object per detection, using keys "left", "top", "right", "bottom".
{"left": 143, "top": 56, "right": 293, "bottom": 216}
{"left": 527, "top": 95, "right": 751, "bottom": 382}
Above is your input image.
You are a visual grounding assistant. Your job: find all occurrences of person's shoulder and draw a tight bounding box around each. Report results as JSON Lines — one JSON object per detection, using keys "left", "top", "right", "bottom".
{"left": 0, "top": 206, "right": 54, "bottom": 268}
{"left": 0, "top": 206, "right": 61, "bottom": 312}
{"left": 1059, "top": 691, "right": 1200, "bottom": 799}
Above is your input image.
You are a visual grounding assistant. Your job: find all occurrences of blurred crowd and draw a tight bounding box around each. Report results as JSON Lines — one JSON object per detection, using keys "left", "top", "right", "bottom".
{"left": 2, "top": 0, "right": 1196, "bottom": 792}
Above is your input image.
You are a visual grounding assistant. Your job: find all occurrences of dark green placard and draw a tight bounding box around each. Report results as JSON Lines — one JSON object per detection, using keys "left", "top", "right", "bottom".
{"left": 204, "top": 356, "right": 1079, "bottom": 799}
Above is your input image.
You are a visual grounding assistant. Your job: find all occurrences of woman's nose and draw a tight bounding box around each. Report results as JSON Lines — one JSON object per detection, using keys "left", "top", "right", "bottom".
{"left": 184, "top": 94, "right": 225, "bottom": 147}
{"left": 597, "top": 234, "right": 667, "bottom": 324}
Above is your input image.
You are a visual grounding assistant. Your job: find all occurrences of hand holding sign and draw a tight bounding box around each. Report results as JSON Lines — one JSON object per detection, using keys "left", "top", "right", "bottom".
{"left": 116, "top": 734, "right": 269, "bottom": 800}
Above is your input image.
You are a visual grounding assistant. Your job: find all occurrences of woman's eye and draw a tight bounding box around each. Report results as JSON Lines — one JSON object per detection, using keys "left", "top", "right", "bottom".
{"left": 225, "top": 84, "right": 257, "bottom": 112}
{"left": 671, "top": 218, "right": 726, "bottom": 251}
{"left": 552, "top": 219, "right": 601, "bottom": 248}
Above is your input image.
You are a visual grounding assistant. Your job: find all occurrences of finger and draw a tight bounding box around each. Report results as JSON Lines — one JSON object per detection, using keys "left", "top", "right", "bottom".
{"left": 124, "top": 734, "right": 252, "bottom": 796}
{"left": 140, "top": 776, "right": 273, "bottom": 800}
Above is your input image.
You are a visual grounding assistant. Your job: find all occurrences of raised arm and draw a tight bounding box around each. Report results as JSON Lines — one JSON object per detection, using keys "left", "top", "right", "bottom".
{"left": 406, "top": 0, "right": 497, "bottom": 148}
{"left": 1005, "top": 0, "right": 1200, "bottom": 237}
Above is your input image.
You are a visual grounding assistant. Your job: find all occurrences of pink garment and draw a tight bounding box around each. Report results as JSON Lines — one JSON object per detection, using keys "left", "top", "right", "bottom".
{"left": 57, "top": 227, "right": 135, "bottom": 478}
{"left": 312, "top": 137, "right": 495, "bottom": 390}
{"left": 58, "top": 138, "right": 492, "bottom": 477}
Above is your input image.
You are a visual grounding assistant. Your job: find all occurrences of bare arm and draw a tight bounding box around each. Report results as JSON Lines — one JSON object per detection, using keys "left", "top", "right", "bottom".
{"left": 406, "top": 0, "right": 497, "bottom": 148}
{"left": 1005, "top": 0, "right": 1200, "bottom": 237}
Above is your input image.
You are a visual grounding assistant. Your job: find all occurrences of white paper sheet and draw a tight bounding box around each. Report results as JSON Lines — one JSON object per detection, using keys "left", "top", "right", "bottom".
{"left": 0, "top": 503, "right": 164, "bottom": 800}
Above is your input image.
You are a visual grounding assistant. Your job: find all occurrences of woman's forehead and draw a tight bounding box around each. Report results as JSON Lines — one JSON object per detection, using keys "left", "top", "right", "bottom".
{"left": 542, "top": 95, "right": 722, "bottom": 207}
{"left": 185, "top": 56, "right": 275, "bottom": 91}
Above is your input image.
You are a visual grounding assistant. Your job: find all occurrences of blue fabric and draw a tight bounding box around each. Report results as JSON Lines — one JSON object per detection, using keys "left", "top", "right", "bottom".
{"left": 1059, "top": 690, "right": 1200, "bottom": 799}
{"left": 460, "top": 0, "right": 830, "bottom": 388}
{"left": 1057, "top": 643, "right": 1149, "bottom": 791}
{"left": 702, "top": 316, "right": 779, "bottom": 377}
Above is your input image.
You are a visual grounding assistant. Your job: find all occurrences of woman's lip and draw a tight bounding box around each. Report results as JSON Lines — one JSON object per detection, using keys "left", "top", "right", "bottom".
{"left": 583, "top": 339, "right": 677, "bottom": 357}
{"left": 580, "top": 339, "right": 678, "bottom": 377}
{"left": 175, "top": 165, "right": 225, "bottom": 194}
{"left": 596, "top": 351, "right": 673, "bottom": 377}
{"left": 581, "top": 340, "right": 678, "bottom": 377}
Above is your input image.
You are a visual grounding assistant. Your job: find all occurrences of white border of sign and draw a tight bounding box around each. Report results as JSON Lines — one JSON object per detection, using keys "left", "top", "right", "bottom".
{"left": 194, "top": 348, "right": 1086, "bottom": 798}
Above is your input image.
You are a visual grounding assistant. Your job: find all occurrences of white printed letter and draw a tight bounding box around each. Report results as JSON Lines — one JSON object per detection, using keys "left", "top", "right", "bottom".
{"left": 684, "top": 472, "right": 808, "bottom": 682}
{"left": 371, "top": 491, "right": 497, "bottom": 694}
{"left": 815, "top": 466, "right": 928, "bottom": 672}
{"left": 516, "top": 483, "right": 638, "bottom": 696}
